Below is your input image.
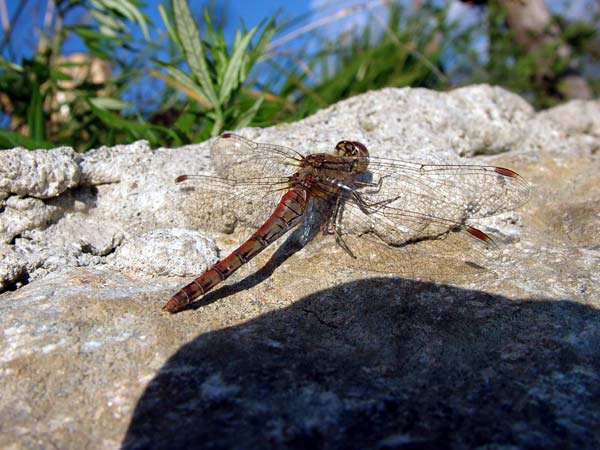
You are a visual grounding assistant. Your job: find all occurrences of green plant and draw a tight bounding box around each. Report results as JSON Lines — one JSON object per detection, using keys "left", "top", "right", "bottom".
{"left": 460, "top": 1, "right": 600, "bottom": 108}
{"left": 261, "top": 1, "right": 454, "bottom": 124}
{"left": 1, "top": 0, "right": 598, "bottom": 151}
{"left": 0, "top": 0, "right": 157, "bottom": 150}
{"left": 155, "top": 0, "right": 277, "bottom": 139}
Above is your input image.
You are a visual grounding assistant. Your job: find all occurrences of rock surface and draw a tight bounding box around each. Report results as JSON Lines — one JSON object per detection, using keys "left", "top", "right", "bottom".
{"left": 0, "top": 85, "right": 599, "bottom": 449}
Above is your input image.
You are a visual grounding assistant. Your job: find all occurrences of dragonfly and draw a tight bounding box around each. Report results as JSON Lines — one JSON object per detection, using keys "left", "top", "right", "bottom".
{"left": 163, "top": 133, "right": 530, "bottom": 313}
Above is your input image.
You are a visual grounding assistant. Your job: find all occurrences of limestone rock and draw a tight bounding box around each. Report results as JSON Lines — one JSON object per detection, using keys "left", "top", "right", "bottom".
{"left": 107, "top": 228, "right": 218, "bottom": 277}
{"left": 0, "top": 86, "right": 599, "bottom": 449}
{"left": 0, "top": 195, "right": 61, "bottom": 244}
{"left": 0, "top": 146, "right": 80, "bottom": 199}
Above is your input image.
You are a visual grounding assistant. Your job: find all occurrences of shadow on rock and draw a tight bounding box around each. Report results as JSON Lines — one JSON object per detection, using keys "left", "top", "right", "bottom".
{"left": 122, "top": 278, "right": 600, "bottom": 450}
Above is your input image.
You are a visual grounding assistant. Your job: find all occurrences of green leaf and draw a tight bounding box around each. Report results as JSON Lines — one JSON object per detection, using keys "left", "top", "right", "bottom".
{"left": 84, "top": 41, "right": 113, "bottom": 60}
{"left": 89, "top": 102, "right": 182, "bottom": 145}
{"left": 219, "top": 25, "right": 258, "bottom": 103}
{"left": 202, "top": 9, "right": 219, "bottom": 46}
{"left": 0, "top": 129, "right": 53, "bottom": 150}
{"left": 172, "top": 0, "right": 218, "bottom": 108}
{"left": 156, "top": 64, "right": 212, "bottom": 107}
{"left": 69, "top": 25, "right": 120, "bottom": 41}
{"left": 158, "top": 4, "right": 181, "bottom": 51}
{"left": 90, "top": 9, "right": 121, "bottom": 38}
{"left": 210, "top": 110, "right": 224, "bottom": 136}
{"left": 250, "top": 19, "right": 277, "bottom": 64}
{"left": 204, "top": 12, "right": 228, "bottom": 83}
{"left": 233, "top": 96, "right": 264, "bottom": 129}
{"left": 49, "top": 68, "right": 73, "bottom": 82}
{"left": 93, "top": 0, "right": 151, "bottom": 40}
{"left": 27, "top": 84, "right": 45, "bottom": 142}
{"left": 119, "top": 0, "right": 151, "bottom": 40}
{"left": 0, "top": 55, "right": 23, "bottom": 72}
{"left": 89, "top": 97, "right": 130, "bottom": 110}
{"left": 90, "top": 102, "right": 147, "bottom": 133}
{"left": 175, "top": 111, "right": 195, "bottom": 134}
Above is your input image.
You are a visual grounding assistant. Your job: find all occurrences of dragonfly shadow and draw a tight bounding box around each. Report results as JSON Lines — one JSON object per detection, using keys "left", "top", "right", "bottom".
{"left": 123, "top": 279, "right": 599, "bottom": 450}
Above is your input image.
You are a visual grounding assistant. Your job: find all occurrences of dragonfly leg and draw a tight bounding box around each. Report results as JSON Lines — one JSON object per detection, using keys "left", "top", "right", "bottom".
{"left": 328, "top": 196, "right": 357, "bottom": 259}
{"left": 315, "top": 196, "right": 339, "bottom": 236}
{"left": 334, "top": 228, "right": 357, "bottom": 259}
{"left": 323, "top": 195, "right": 344, "bottom": 235}
{"left": 351, "top": 189, "right": 397, "bottom": 215}
{"left": 353, "top": 174, "right": 390, "bottom": 194}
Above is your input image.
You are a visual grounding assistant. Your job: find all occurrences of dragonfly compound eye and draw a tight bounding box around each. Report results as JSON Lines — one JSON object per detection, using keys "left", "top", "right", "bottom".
{"left": 334, "top": 140, "right": 370, "bottom": 172}
{"left": 335, "top": 140, "right": 351, "bottom": 156}
{"left": 335, "top": 140, "right": 369, "bottom": 157}
{"left": 334, "top": 140, "right": 357, "bottom": 154}
{"left": 350, "top": 141, "right": 369, "bottom": 158}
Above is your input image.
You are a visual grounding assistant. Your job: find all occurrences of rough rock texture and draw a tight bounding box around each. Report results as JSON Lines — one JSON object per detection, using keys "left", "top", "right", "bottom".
{"left": 107, "top": 228, "right": 219, "bottom": 277}
{"left": 0, "top": 85, "right": 599, "bottom": 449}
{"left": 0, "top": 146, "right": 80, "bottom": 199}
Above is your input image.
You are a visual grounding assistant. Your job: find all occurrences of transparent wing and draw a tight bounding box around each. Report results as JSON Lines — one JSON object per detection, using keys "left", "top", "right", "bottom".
{"left": 363, "top": 156, "right": 531, "bottom": 220}
{"left": 211, "top": 133, "right": 302, "bottom": 180}
{"left": 317, "top": 229, "right": 498, "bottom": 283}
{"left": 297, "top": 196, "right": 497, "bottom": 282}
{"left": 175, "top": 174, "right": 289, "bottom": 233}
{"left": 175, "top": 134, "right": 304, "bottom": 232}
{"left": 310, "top": 156, "right": 531, "bottom": 277}
{"left": 306, "top": 155, "right": 529, "bottom": 245}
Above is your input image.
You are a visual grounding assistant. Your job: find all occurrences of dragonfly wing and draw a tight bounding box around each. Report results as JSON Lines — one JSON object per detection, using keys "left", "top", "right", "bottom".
{"left": 175, "top": 134, "right": 303, "bottom": 233}
{"left": 319, "top": 195, "right": 497, "bottom": 281}
{"left": 175, "top": 174, "right": 291, "bottom": 234}
{"left": 363, "top": 156, "right": 531, "bottom": 219}
{"left": 321, "top": 228, "right": 495, "bottom": 283}
{"left": 211, "top": 133, "right": 301, "bottom": 180}
{"left": 322, "top": 157, "right": 530, "bottom": 277}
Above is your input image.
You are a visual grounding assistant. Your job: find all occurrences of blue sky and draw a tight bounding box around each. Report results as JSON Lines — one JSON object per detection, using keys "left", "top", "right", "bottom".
{"left": 1, "top": 0, "right": 596, "bottom": 131}
{"left": 1, "top": 0, "right": 596, "bottom": 63}
{"left": 1, "top": 1, "right": 311, "bottom": 61}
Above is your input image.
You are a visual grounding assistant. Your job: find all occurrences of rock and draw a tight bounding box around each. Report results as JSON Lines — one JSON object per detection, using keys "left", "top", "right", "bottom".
{"left": 107, "top": 228, "right": 219, "bottom": 277}
{"left": 0, "top": 85, "right": 599, "bottom": 449}
{"left": 0, "top": 146, "right": 81, "bottom": 199}
{"left": 0, "top": 195, "right": 62, "bottom": 244}
{"left": 79, "top": 141, "right": 155, "bottom": 185}
{"left": 0, "top": 243, "right": 26, "bottom": 289}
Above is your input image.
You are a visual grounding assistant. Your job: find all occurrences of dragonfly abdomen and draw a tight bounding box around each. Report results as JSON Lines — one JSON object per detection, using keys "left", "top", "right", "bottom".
{"left": 163, "top": 188, "right": 307, "bottom": 313}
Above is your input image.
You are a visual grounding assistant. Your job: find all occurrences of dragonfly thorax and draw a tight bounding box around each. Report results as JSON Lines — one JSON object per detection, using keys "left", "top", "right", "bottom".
{"left": 299, "top": 141, "right": 369, "bottom": 178}
{"left": 291, "top": 142, "right": 370, "bottom": 198}
{"left": 288, "top": 170, "right": 343, "bottom": 199}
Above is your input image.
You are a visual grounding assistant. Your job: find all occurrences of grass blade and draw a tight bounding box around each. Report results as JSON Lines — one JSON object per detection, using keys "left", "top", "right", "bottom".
{"left": 158, "top": 4, "right": 181, "bottom": 51}
{"left": 0, "top": 129, "right": 53, "bottom": 150}
{"left": 27, "top": 84, "right": 45, "bottom": 142}
{"left": 219, "top": 25, "right": 258, "bottom": 103}
{"left": 151, "top": 66, "right": 212, "bottom": 108}
{"left": 234, "top": 95, "right": 264, "bottom": 129}
{"left": 171, "top": 0, "right": 218, "bottom": 108}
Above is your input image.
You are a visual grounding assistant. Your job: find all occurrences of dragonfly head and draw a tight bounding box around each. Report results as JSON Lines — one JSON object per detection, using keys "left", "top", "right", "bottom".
{"left": 334, "top": 140, "right": 369, "bottom": 173}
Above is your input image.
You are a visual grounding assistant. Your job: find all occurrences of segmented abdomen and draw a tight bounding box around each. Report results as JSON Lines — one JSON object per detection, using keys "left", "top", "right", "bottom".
{"left": 163, "top": 188, "right": 307, "bottom": 313}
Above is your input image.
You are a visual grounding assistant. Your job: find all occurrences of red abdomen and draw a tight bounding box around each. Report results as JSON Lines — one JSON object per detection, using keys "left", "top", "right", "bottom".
{"left": 163, "top": 189, "right": 307, "bottom": 313}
